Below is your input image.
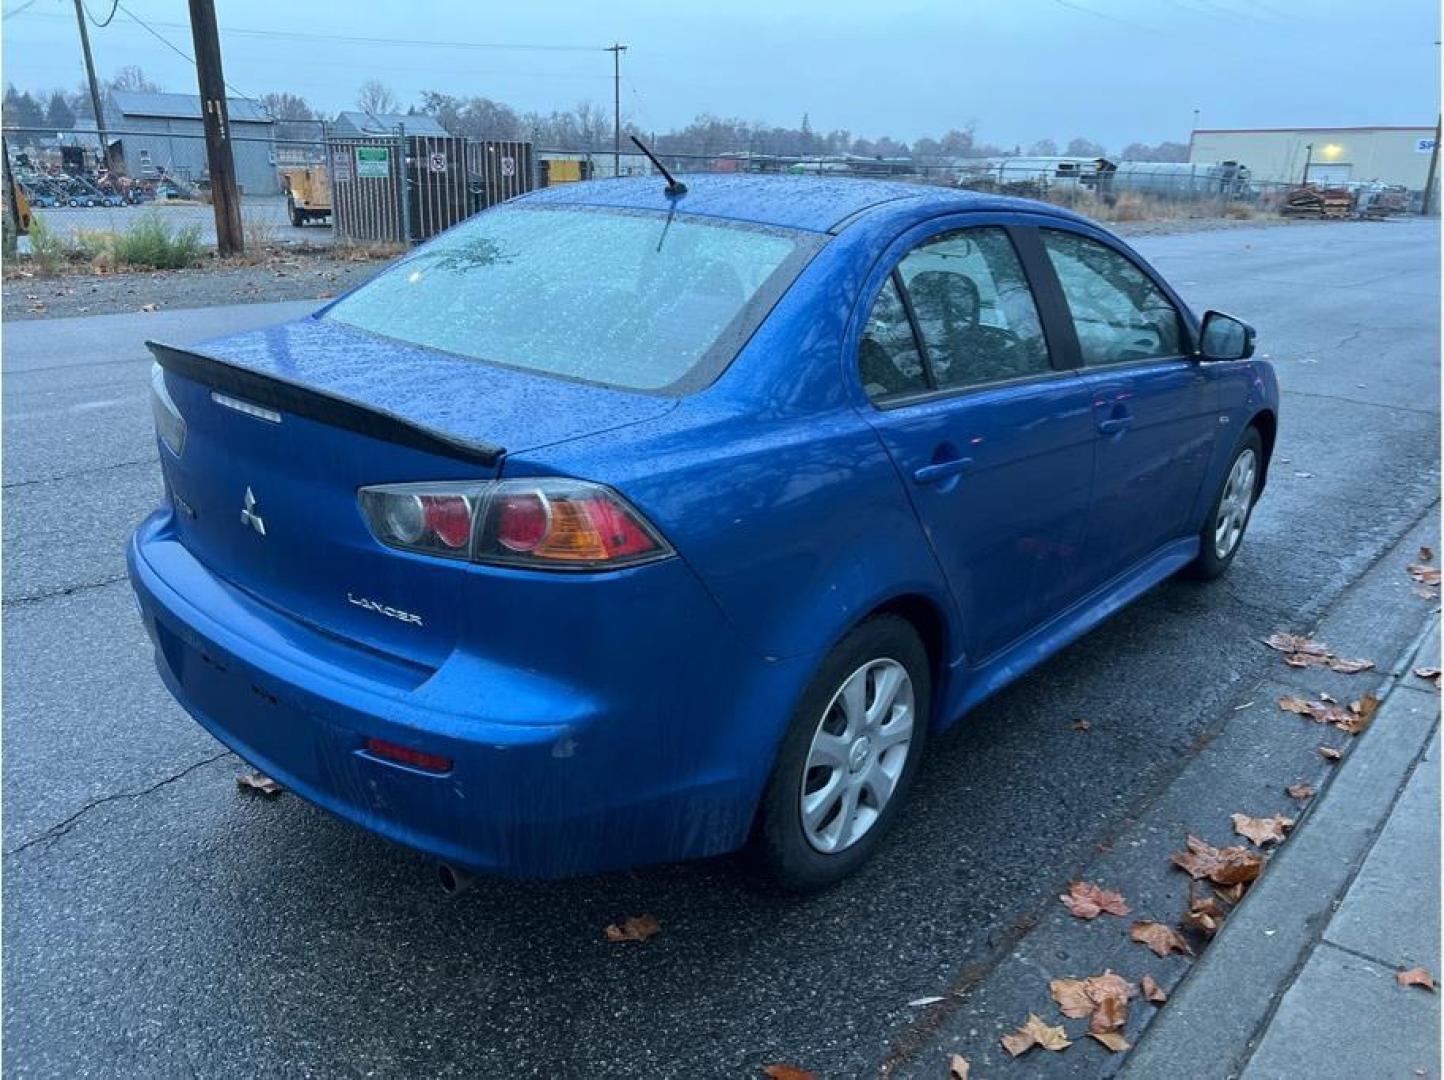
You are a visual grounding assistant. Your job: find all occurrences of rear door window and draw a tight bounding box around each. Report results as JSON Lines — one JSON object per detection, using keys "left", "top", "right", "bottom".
{"left": 858, "top": 278, "right": 929, "bottom": 400}
{"left": 896, "top": 228, "right": 1052, "bottom": 389}
{"left": 1040, "top": 229, "right": 1184, "bottom": 365}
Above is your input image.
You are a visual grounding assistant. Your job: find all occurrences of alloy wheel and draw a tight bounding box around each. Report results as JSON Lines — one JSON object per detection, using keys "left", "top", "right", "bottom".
{"left": 800, "top": 658, "right": 915, "bottom": 854}
{"left": 1214, "top": 447, "right": 1257, "bottom": 559}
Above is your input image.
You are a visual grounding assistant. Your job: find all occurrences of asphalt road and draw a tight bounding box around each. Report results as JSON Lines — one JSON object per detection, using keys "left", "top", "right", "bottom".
{"left": 3, "top": 219, "right": 1439, "bottom": 1078}
{"left": 25, "top": 195, "right": 328, "bottom": 248}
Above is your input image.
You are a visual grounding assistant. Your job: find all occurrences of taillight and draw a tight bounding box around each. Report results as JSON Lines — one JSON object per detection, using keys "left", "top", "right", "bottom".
{"left": 357, "top": 479, "right": 673, "bottom": 570}
{"left": 150, "top": 363, "right": 186, "bottom": 456}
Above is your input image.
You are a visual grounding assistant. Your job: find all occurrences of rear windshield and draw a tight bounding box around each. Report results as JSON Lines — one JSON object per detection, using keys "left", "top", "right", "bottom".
{"left": 323, "top": 204, "right": 812, "bottom": 393}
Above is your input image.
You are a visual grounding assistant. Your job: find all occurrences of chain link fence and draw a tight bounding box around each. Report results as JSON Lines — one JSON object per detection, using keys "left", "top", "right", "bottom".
{"left": 3, "top": 123, "right": 1427, "bottom": 260}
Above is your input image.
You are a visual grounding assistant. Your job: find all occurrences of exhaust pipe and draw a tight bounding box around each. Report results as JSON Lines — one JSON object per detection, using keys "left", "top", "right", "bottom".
{"left": 437, "top": 862, "right": 475, "bottom": 897}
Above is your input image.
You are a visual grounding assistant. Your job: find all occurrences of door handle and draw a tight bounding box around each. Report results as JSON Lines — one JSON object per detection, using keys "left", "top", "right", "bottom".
{"left": 913, "top": 457, "right": 974, "bottom": 485}
{"left": 1097, "top": 415, "right": 1133, "bottom": 435}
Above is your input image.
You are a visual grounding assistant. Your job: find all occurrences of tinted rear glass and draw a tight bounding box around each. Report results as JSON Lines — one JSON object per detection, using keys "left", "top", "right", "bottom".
{"left": 323, "top": 205, "right": 809, "bottom": 392}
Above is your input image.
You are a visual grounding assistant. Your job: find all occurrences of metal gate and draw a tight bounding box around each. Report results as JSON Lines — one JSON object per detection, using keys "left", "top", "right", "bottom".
{"left": 328, "top": 132, "right": 405, "bottom": 243}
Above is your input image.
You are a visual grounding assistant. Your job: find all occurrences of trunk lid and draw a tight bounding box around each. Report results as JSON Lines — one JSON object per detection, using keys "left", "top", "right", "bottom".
{"left": 152, "top": 316, "right": 674, "bottom": 668}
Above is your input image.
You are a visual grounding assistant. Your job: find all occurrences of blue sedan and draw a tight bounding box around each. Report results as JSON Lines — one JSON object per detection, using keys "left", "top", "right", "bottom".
{"left": 129, "top": 175, "right": 1276, "bottom": 892}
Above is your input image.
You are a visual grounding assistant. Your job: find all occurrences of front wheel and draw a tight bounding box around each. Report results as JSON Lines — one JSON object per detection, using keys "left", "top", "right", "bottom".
{"left": 752, "top": 615, "right": 930, "bottom": 892}
{"left": 1186, "top": 427, "right": 1263, "bottom": 581}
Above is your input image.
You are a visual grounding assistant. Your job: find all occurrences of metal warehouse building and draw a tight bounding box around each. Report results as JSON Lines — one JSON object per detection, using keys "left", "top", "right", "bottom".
{"left": 92, "top": 90, "right": 279, "bottom": 195}
{"left": 1189, "top": 126, "right": 1437, "bottom": 189}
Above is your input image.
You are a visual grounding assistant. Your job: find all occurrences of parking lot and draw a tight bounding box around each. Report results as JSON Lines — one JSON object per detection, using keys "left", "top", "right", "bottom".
{"left": 2, "top": 220, "right": 1439, "bottom": 1077}
{"left": 24, "top": 194, "right": 328, "bottom": 247}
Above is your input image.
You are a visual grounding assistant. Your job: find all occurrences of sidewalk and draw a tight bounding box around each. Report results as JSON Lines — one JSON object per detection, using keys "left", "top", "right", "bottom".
{"left": 1124, "top": 621, "right": 1441, "bottom": 1079}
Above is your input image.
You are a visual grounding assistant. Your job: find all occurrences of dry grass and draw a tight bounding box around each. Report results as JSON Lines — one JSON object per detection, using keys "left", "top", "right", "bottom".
{"left": 1041, "top": 189, "right": 1265, "bottom": 224}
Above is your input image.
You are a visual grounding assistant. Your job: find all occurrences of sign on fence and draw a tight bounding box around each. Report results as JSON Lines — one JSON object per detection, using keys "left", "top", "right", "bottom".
{"left": 356, "top": 146, "right": 390, "bottom": 178}
{"left": 428, "top": 151, "right": 447, "bottom": 173}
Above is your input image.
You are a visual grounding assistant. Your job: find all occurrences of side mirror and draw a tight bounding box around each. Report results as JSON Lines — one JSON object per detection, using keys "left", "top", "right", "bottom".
{"left": 1198, "top": 310, "right": 1256, "bottom": 361}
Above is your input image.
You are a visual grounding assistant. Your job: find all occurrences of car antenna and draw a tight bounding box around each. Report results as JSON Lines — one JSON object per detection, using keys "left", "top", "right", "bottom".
{"left": 630, "top": 135, "right": 687, "bottom": 198}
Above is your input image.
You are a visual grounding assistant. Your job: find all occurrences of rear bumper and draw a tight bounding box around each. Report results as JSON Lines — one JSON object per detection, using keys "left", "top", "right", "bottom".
{"left": 127, "top": 511, "right": 806, "bottom": 877}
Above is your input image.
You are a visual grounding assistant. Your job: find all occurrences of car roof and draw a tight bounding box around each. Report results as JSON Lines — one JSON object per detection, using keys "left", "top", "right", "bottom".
{"left": 517, "top": 173, "right": 1086, "bottom": 234}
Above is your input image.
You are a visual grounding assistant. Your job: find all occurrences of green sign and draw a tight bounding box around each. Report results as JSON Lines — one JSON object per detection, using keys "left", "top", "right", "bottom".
{"left": 356, "top": 146, "right": 390, "bottom": 179}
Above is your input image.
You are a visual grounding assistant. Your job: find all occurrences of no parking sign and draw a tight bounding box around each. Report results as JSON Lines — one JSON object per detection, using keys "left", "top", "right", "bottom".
{"left": 500, "top": 156, "right": 516, "bottom": 177}
{"left": 428, "top": 151, "right": 447, "bottom": 173}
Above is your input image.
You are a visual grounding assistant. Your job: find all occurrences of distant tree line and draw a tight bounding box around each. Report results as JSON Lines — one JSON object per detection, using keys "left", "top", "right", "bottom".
{"left": 2, "top": 67, "right": 1190, "bottom": 164}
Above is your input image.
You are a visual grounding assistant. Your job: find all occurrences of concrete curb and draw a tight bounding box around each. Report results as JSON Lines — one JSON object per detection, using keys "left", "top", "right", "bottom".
{"left": 1121, "top": 622, "right": 1441, "bottom": 1078}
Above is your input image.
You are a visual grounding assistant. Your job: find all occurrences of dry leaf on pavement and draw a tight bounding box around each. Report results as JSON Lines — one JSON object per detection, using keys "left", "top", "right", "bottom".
{"left": 1214, "top": 881, "right": 1246, "bottom": 904}
{"left": 1049, "top": 970, "right": 1135, "bottom": 1030}
{"left": 762, "top": 1066, "right": 819, "bottom": 1080}
{"left": 1141, "top": 974, "right": 1168, "bottom": 1003}
{"left": 1089, "top": 1031, "right": 1131, "bottom": 1053}
{"left": 1183, "top": 893, "right": 1228, "bottom": 938}
{"left": 1266, "top": 632, "right": 1329, "bottom": 656}
{"left": 1060, "top": 880, "right": 1132, "bottom": 920}
{"left": 1277, "top": 694, "right": 1378, "bottom": 734}
{"left": 1051, "top": 978, "right": 1095, "bottom": 1019}
{"left": 948, "top": 1053, "right": 970, "bottom": 1080}
{"left": 1335, "top": 693, "right": 1380, "bottom": 734}
{"left": 236, "top": 772, "right": 282, "bottom": 797}
{"left": 1326, "top": 657, "right": 1376, "bottom": 674}
{"left": 603, "top": 914, "right": 661, "bottom": 943}
{"left": 1414, "top": 667, "right": 1441, "bottom": 688}
{"left": 1131, "top": 921, "right": 1194, "bottom": 958}
{"left": 1232, "top": 813, "right": 1294, "bottom": 847}
{"left": 1397, "top": 967, "right": 1436, "bottom": 991}
{"left": 1265, "top": 633, "right": 1374, "bottom": 674}
{"left": 1320, "top": 745, "right": 1343, "bottom": 762}
{"left": 1071, "top": 718, "right": 1091, "bottom": 732}
{"left": 1408, "top": 563, "right": 1442, "bottom": 587}
{"left": 1171, "top": 835, "right": 1264, "bottom": 885}
{"left": 1420, "top": 546, "right": 1435, "bottom": 562}
{"left": 1286, "top": 783, "right": 1315, "bottom": 801}
{"left": 1000, "top": 1013, "right": 1071, "bottom": 1057}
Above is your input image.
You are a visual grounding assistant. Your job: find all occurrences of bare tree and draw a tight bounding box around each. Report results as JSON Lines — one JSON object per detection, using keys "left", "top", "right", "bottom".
{"left": 1028, "top": 138, "right": 1059, "bottom": 156}
{"left": 1065, "top": 136, "right": 1108, "bottom": 158}
{"left": 356, "top": 80, "right": 399, "bottom": 116}
{"left": 107, "top": 65, "right": 161, "bottom": 93}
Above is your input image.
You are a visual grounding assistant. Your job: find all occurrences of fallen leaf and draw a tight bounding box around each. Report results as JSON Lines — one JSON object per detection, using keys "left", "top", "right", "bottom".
{"left": 1000, "top": 1013, "right": 1071, "bottom": 1057}
{"left": 1278, "top": 695, "right": 1325, "bottom": 719}
{"left": 948, "top": 1054, "right": 970, "bottom": 1080}
{"left": 1421, "top": 546, "right": 1435, "bottom": 563}
{"left": 236, "top": 772, "right": 282, "bottom": 797}
{"left": 1334, "top": 692, "right": 1380, "bottom": 734}
{"left": 907, "top": 996, "right": 944, "bottom": 1007}
{"left": 1171, "top": 835, "right": 1265, "bottom": 885}
{"left": 1286, "top": 783, "right": 1315, "bottom": 801}
{"left": 1131, "top": 920, "right": 1194, "bottom": 958}
{"left": 1397, "top": 967, "right": 1436, "bottom": 991}
{"left": 1089, "top": 1031, "right": 1131, "bottom": 1053}
{"left": 1415, "top": 587, "right": 1439, "bottom": 601}
{"left": 603, "top": 914, "right": 661, "bottom": 943}
{"left": 1184, "top": 893, "right": 1228, "bottom": 937}
{"left": 1214, "top": 882, "right": 1246, "bottom": 903}
{"left": 1060, "top": 880, "right": 1132, "bottom": 920}
{"left": 1407, "top": 563, "right": 1442, "bottom": 586}
{"left": 1141, "top": 974, "right": 1168, "bottom": 1003}
{"left": 139, "top": 302, "right": 159, "bottom": 312}
{"left": 1414, "top": 667, "right": 1441, "bottom": 688}
{"left": 1051, "top": 977, "right": 1095, "bottom": 1019}
{"left": 1319, "top": 745, "right": 1343, "bottom": 762}
{"left": 1071, "top": 718, "right": 1091, "bottom": 732}
{"left": 1278, "top": 693, "right": 1379, "bottom": 733}
{"left": 1265, "top": 632, "right": 1329, "bottom": 656}
{"left": 1232, "top": 813, "right": 1294, "bottom": 847}
{"left": 762, "top": 1066, "right": 817, "bottom": 1080}
{"left": 1327, "top": 657, "right": 1375, "bottom": 675}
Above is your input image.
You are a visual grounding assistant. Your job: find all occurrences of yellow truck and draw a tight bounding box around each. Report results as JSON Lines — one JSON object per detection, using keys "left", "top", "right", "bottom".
{"left": 280, "top": 165, "right": 331, "bottom": 227}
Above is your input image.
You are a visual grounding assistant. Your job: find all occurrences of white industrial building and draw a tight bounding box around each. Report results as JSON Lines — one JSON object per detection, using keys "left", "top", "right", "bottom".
{"left": 1189, "top": 126, "right": 1437, "bottom": 189}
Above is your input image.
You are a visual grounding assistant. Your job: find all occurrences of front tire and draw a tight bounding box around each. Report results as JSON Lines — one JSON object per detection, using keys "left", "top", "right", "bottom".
{"left": 752, "top": 615, "right": 931, "bottom": 893}
{"left": 1187, "top": 426, "right": 1263, "bottom": 581}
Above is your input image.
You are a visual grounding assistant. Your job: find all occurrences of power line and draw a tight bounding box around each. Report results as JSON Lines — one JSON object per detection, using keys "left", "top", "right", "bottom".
{"left": 113, "top": 0, "right": 261, "bottom": 105}
{"left": 2, "top": 0, "right": 44, "bottom": 20}
{"left": 82, "top": 0, "right": 118, "bottom": 27}
{"left": 1048, "top": 0, "right": 1160, "bottom": 33}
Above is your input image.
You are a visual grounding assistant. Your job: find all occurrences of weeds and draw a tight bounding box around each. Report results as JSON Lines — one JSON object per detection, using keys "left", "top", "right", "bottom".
{"left": 25, "top": 213, "right": 70, "bottom": 276}
{"left": 113, "top": 214, "right": 203, "bottom": 269}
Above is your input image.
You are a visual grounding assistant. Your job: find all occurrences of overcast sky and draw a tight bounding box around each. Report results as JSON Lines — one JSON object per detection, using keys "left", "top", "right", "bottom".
{"left": 3, "top": 0, "right": 1439, "bottom": 148}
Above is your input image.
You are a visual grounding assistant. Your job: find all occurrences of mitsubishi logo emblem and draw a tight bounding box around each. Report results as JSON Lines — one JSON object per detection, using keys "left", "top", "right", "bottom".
{"left": 240, "top": 486, "right": 266, "bottom": 536}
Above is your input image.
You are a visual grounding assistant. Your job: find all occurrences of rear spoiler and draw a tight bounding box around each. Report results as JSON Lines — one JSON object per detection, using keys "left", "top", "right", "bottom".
{"left": 147, "top": 341, "right": 505, "bottom": 467}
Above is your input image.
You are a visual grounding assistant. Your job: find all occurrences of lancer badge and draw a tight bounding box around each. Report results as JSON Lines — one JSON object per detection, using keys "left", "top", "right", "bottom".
{"left": 240, "top": 486, "right": 266, "bottom": 536}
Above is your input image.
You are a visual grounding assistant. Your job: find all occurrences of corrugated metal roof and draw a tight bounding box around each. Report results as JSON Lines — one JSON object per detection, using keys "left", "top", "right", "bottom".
{"left": 109, "top": 90, "right": 272, "bottom": 124}
{"left": 333, "top": 111, "right": 449, "bottom": 137}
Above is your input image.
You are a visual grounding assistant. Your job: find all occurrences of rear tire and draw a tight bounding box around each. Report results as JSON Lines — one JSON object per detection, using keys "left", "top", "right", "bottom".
{"left": 1186, "top": 426, "right": 1263, "bottom": 581}
{"left": 752, "top": 615, "right": 930, "bottom": 893}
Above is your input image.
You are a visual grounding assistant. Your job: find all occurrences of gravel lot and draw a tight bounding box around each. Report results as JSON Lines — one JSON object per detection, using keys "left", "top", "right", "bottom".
{"left": 3, "top": 213, "right": 1333, "bottom": 323}
{"left": 2, "top": 218, "right": 1437, "bottom": 1077}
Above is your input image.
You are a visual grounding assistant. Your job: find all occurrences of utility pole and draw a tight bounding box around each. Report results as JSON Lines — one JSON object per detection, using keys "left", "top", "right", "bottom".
{"left": 72, "top": 0, "right": 113, "bottom": 171}
{"left": 1300, "top": 143, "right": 1313, "bottom": 186}
{"left": 607, "top": 43, "right": 627, "bottom": 178}
{"left": 1423, "top": 114, "right": 1440, "bottom": 215}
{"left": 187, "top": 0, "right": 243, "bottom": 254}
